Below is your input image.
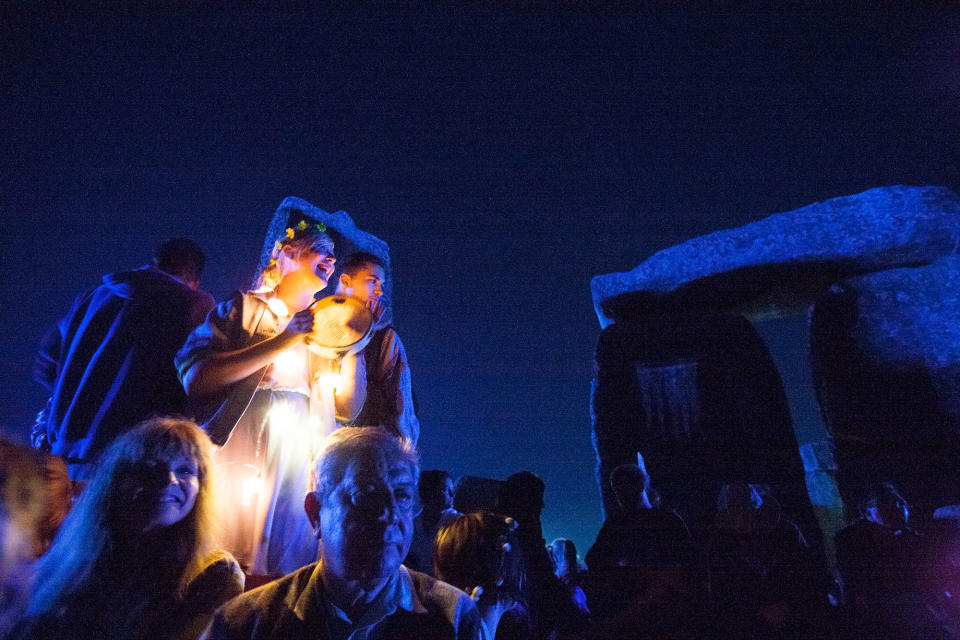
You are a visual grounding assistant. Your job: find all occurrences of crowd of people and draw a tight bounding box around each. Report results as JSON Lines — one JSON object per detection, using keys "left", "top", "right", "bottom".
{"left": 4, "top": 220, "right": 960, "bottom": 638}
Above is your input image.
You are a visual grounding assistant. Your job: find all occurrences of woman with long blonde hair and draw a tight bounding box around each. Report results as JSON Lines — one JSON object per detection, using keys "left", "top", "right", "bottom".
{"left": 13, "top": 417, "right": 242, "bottom": 640}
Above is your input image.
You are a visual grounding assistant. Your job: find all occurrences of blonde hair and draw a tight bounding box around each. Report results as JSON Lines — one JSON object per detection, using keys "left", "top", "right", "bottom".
{"left": 25, "top": 417, "right": 218, "bottom": 628}
{"left": 253, "top": 227, "right": 334, "bottom": 291}
{"left": 0, "top": 440, "right": 47, "bottom": 560}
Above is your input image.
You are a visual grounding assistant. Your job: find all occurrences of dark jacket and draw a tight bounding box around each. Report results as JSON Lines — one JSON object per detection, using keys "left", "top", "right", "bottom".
{"left": 35, "top": 266, "right": 213, "bottom": 472}
{"left": 202, "top": 563, "right": 481, "bottom": 640}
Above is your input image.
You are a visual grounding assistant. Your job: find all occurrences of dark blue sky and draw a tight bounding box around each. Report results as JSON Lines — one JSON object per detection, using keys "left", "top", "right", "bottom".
{"left": 2, "top": 4, "right": 958, "bottom": 552}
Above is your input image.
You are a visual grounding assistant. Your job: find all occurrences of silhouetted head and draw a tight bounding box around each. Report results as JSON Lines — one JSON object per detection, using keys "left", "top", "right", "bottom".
{"left": 153, "top": 237, "right": 206, "bottom": 289}
{"left": 434, "top": 511, "right": 522, "bottom": 609}
{"left": 548, "top": 538, "right": 579, "bottom": 579}
{"left": 419, "top": 469, "right": 454, "bottom": 513}
{"left": 497, "top": 471, "right": 545, "bottom": 529}
{"left": 716, "top": 481, "right": 764, "bottom": 533}
{"left": 611, "top": 464, "right": 651, "bottom": 512}
{"left": 860, "top": 482, "right": 909, "bottom": 531}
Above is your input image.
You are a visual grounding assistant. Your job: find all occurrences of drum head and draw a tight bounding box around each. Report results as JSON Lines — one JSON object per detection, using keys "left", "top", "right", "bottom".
{"left": 307, "top": 295, "right": 375, "bottom": 358}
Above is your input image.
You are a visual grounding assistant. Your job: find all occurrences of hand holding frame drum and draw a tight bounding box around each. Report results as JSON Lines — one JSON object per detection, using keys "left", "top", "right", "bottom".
{"left": 305, "top": 294, "right": 376, "bottom": 359}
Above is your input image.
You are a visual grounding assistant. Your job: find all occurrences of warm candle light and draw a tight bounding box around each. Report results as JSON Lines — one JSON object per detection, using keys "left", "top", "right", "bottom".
{"left": 241, "top": 474, "right": 262, "bottom": 507}
{"left": 316, "top": 372, "right": 341, "bottom": 391}
{"left": 272, "top": 349, "right": 306, "bottom": 380}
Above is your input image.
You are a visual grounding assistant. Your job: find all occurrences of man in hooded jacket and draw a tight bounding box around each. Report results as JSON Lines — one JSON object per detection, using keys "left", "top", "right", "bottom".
{"left": 33, "top": 238, "right": 214, "bottom": 480}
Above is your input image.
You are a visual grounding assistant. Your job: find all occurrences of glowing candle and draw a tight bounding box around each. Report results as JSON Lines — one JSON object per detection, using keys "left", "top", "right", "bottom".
{"left": 315, "top": 371, "right": 341, "bottom": 391}
{"left": 241, "top": 474, "right": 261, "bottom": 506}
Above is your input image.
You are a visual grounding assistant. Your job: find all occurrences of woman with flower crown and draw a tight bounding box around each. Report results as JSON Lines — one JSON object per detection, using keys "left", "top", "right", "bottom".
{"left": 175, "top": 221, "right": 366, "bottom": 579}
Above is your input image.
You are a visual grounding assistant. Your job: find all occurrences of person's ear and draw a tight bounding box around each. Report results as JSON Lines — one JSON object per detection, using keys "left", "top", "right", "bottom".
{"left": 339, "top": 272, "right": 351, "bottom": 289}
{"left": 304, "top": 491, "right": 322, "bottom": 537}
{"left": 278, "top": 245, "right": 299, "bottom": 271}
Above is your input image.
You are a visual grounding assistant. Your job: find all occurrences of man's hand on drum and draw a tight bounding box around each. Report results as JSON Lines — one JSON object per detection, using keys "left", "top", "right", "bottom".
{"left": 368, "top": 297, "right": 385, "bottom": 323}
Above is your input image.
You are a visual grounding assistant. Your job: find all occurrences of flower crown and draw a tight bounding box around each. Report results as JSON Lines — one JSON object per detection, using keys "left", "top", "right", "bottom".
{"left": 274, "top": 219, "right": 328, "bottom": 251}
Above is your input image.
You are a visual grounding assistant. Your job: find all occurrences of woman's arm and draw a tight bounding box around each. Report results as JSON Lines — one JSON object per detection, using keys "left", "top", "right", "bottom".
{"left": 182, "top": 308, "right": 315, "bottom": 397}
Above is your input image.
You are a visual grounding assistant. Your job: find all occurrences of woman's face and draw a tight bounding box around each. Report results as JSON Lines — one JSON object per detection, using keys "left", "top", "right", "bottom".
{"left": 282, "top": 246, "right": 336, "bottom": 294}
{"left": 139, "top": 454, "right": 200, "bottom": 532}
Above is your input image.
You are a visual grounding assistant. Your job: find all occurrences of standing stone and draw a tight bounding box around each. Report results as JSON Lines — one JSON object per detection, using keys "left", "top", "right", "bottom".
{"left": 811, "top": 256, "right": 960, "bottom": 516}
{"left": 592, "top": 186, "right": 960, "bottom": 326}
{"left": 592, "top": 312, "right": 820, "bottom": 547}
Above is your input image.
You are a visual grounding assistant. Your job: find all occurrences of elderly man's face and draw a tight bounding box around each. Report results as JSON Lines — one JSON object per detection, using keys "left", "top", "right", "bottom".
{"left": 319, "top": 453, "right": 417, "bottom": 584}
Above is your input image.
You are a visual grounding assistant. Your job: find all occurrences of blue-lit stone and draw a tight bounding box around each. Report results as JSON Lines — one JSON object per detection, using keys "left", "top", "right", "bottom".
{"left": 591, "top": 311, "right": 821, "bottom": 550}
{"left": 811, "top": 256, "right": 960, "bottom": 515}
{"left": 591, "top": 185, "right": 960, "bottom": 327}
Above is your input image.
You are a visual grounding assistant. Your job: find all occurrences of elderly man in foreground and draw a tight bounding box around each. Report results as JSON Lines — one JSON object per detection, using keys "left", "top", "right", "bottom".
{"left": 202, "top": 427, "right": 481, "bottom": 640}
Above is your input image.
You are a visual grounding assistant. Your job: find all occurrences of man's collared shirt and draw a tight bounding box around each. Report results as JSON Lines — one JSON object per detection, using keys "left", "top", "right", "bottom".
{"left": 322, "top": 567, "right": 431, "bottom": 640}
{"left": 202, "top": 562, "right": 481, "bottom": 640}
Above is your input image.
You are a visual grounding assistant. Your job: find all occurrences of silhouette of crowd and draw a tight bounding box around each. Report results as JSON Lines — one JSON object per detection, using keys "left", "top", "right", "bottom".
{"left": 6, "top": 229, "right": 960, "bottom": 639}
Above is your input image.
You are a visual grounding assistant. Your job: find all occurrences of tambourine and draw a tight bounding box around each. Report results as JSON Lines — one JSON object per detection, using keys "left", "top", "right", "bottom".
{"left": 305, "top": 294, "right": 376, "bottom": 359}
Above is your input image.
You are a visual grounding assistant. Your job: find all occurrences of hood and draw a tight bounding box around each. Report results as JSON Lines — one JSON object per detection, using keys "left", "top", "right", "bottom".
{"left": 102, "top": 265, "right": 191, "bottom": 299}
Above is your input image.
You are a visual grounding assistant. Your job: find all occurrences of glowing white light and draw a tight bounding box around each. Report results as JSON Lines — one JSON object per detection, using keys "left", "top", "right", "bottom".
{"left": 241, "top": 475, "right": 262, "bottom": 506}
{"left": 266, "top": 297, "right": 289, "bottom": 317}
{"left": 316, "top": 372, "right": 341, "bottom": 390}
{"left": 266, "top": 402, "right": 299, "bottom": 441}
{"left": 273, "top": 349, "right": 306, "bottom": 379}
{"left": 308, "top": 413, "right": 328, "bottom": 438}
{"left": 267, "top": 402, "right": 297, "bottom": 425}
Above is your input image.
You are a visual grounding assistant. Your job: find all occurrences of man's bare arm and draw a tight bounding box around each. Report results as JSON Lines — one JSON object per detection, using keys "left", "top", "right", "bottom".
{"left": 334, "top": 352, "right": 367, "bottom": 424}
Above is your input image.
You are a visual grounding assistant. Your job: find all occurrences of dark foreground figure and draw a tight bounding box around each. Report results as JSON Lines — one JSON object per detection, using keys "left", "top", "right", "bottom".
{"left": 835, "top": 482, "right": 960, "bottom": 639}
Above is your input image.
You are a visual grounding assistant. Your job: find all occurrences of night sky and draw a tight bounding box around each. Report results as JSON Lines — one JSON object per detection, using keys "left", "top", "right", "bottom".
{"left": 2, "top": 4, "right": 958, "bottom": 553}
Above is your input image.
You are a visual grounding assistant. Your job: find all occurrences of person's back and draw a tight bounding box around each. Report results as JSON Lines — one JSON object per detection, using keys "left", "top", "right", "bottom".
{"left": 586, "top": 507, "right": 693, "bottom": 571}
{"left": 496, "top": 472, "right": 589, "bottom": 640}
{"left": 834, "top": 482, "right": 943, "bottom": 638}
{"left": 584, "top": 464, "right": 699, "bottom": 637}
{"left": 35, "top": 238, "right": 213, "bottom": 479}
{"left": 548, "top": 538, "right": 589, "bottom": 616}
{"left": 586, "top": 463, "right": 695, "bottom": 571}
